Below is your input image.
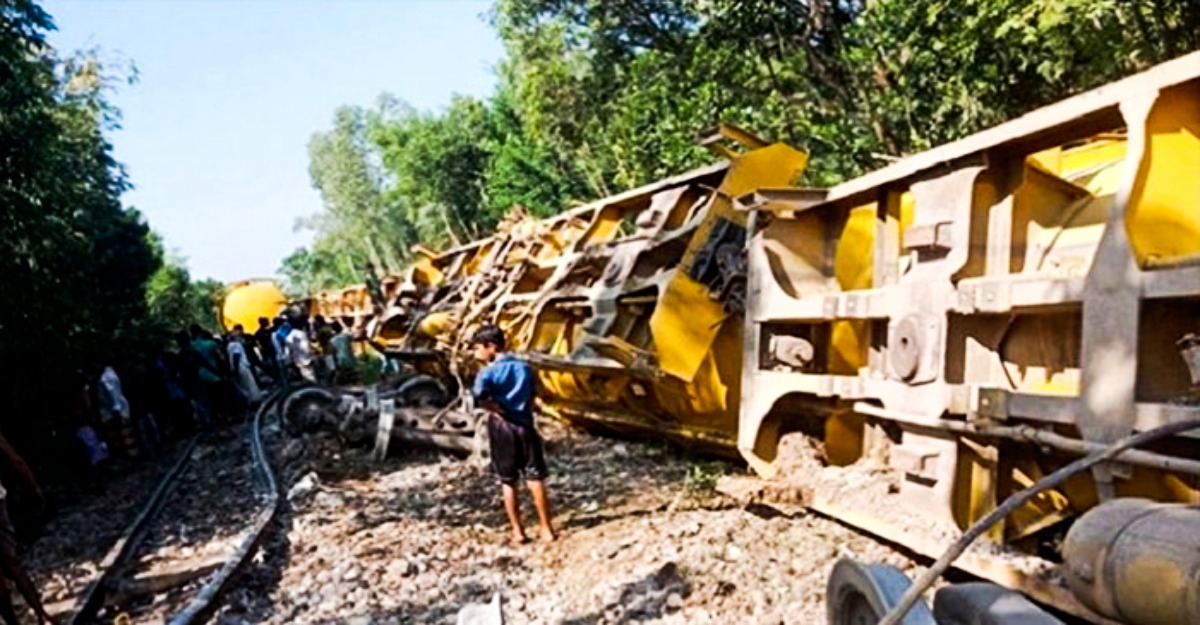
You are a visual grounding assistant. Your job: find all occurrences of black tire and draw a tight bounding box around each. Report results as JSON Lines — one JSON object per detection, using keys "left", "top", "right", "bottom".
{"left": 281, "top": 386, "right": 339, "bottom": 434}
{"left": 933, "top": 583, "right": 1064, "bottom": 625}
{"left": 396, "top": 375, "right": 449, "bottom": 408}
{"left": 826, "top": 558, "right": 935, "bottom": 625}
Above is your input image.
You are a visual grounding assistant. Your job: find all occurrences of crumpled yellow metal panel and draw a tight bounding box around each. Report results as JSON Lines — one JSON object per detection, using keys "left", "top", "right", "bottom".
{"left": 649, "top": 273, "right": 727, "bottom": 383}
{"left": 653, "top": 142, "right": 808, "bottom": 385}
{"left": 308, "top": 132, "right": 798, "bottom": 454}
{"left": 1127, "top": 84, "right": 1200, "bottom": 264}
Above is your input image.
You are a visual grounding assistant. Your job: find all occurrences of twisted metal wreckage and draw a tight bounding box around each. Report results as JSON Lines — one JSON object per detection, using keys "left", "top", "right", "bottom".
{"left": 274, "top": 53, "right": 1200, "bottom": 625}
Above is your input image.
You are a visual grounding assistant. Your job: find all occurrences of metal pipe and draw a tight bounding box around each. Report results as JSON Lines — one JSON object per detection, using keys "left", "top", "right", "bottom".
{"left": 170, "top": 390, "right": 285, "bottom": 625}
{"left": 879, "top": 418, "right": 1200, "bottom": 625}
{"left": 853, "top": 402, "right": 1200, "bottom": 476}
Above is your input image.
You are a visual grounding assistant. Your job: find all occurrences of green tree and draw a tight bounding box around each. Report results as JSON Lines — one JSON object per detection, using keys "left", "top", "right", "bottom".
{"left": 286, "top": 0, "right": 1200, "bottom": 292}
{"left": 277, "top": 246, "right": 362, "bottom": 297}
{"left": 483, "top": 87, "right": 590, "bottom": 218}
{"left": 0, "top": 0, "right": 190, "bottom": 483}
{"left": 304, "top": 105, "right": 412, "bottom": 274}
{"left": 493, "top": 0, "right": 1200, "bottom": 186}
{"left": 369, "top": 95, "right": 495, "bottom": 245}
{"left": 144, "top": 233, "right": 223, "bottom": 333}
{"left": 289, "top": 87, "right": 589, "bottom": 292}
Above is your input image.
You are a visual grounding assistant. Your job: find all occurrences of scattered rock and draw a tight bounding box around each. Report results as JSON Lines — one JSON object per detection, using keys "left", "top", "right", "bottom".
{"left": 455, "top": 592, "right": 504, "bottom": 625}
{"left": 724, "top": 543, "right": 747, "bottom": 562}
{"left": 34, "top": 417, "right": 923, "bottom": 625}
{"left": 313, "top": 491, "right": 344, "bottom": 509}
{"left": 287, "top": 471, "right": 319, "bottom": 501}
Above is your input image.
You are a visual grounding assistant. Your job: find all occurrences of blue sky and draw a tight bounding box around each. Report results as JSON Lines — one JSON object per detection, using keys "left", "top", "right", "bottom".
{"left": 43, "top": 0, "right": 504, "bottom": 282}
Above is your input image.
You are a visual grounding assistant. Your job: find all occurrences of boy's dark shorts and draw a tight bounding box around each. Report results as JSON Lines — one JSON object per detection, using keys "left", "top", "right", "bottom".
{"left": 487, "top": 415, "right": 549, "bottom": 485}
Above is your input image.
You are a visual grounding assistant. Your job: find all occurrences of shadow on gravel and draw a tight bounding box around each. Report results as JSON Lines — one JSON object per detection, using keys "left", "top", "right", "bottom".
{"left": 247, "top": 419, "right": 735, "bottom": 623}
{"left": 557, "top": 506, "right": 664, "bottom": 532}
{"left": 310, "top": 423, "right": 731, "bottom": 537}
{"left": 216, "top": 511, "right": 293, "bottom": 623}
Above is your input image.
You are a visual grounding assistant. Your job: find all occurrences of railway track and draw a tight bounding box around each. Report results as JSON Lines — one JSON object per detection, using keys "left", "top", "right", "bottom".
{"left": 67, "top": 392, "right": 283, "bottom": 625}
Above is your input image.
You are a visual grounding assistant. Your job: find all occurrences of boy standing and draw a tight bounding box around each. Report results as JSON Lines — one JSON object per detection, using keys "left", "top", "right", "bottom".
{"left": 470, "top": 325, "right": 556, "bottom": 544}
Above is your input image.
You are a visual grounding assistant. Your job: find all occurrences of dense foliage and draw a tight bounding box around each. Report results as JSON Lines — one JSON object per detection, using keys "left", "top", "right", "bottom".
{"left": 285, "top": 0, "right": 1200, "bottom": 292}
{"left": 1, "top": 0, "right": 216, "bottom": 478}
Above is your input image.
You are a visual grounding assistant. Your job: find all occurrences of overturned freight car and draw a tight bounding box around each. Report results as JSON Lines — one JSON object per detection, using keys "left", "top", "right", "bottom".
{"left": 311, "top": 124, "right": 807, "bottom": 454}
{"left": 308, "top": 52, "right": 1200, "bottom": 625}
{"left": 736, "top": 52, "right": 1200, "bottom": 624}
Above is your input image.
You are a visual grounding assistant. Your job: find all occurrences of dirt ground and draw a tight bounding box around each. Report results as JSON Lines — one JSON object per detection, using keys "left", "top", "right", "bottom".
{"left": 18, "top": 414, "right": 932, "bottom": 624}
{"left": 208, "top": 417, "right": 923, "bottom": 625}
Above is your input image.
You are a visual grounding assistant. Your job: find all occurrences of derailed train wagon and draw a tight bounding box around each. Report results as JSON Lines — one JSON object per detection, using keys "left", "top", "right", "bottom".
{"left": 310, "top": 52, "right": 1200, "bottom": 624}
{"left": 737, "top": 52, "right": 1200, "bottom": 624}
{"left": 313, "top": 124, "right": 809, "bottom": 453}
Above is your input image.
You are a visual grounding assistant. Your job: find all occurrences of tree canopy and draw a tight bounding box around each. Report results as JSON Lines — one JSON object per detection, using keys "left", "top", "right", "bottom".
{"left": 287, "top": 0, "right": 1200, "bottom": 292}
{"left": 1, "top": 0, "right": 217, "bottom": 476}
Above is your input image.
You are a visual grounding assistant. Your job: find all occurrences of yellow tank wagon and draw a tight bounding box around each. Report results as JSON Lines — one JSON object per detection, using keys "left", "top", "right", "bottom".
{"left": 221, "top": 279, "right": 287, "bottom": 333}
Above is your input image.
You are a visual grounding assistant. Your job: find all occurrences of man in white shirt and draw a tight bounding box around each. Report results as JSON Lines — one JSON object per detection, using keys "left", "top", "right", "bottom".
{"left": 287, "top": 317, "right": 316, "bottom": 383}
{"left": 227, "top": 325, "right": 262, "bottom": 402}
{"left": 97, "top": 366, "right": 130, "bottom": 425}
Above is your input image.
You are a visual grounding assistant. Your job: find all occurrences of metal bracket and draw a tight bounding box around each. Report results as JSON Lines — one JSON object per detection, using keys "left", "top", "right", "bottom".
{"left": 903, "top": 221, "right": 955, "bottom": 251}
{"left": 973, "top": 387, "right": 1011, "bottom": 423}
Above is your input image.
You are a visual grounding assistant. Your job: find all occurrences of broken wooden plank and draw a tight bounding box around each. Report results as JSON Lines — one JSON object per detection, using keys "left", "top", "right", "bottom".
{"left": 110, "top": 556, "right": 226, "bottom": 602}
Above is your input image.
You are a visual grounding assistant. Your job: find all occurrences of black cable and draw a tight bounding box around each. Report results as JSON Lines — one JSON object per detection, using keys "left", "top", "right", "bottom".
{"left": 878, "top": 418, "right": 1200, "bottom": 625}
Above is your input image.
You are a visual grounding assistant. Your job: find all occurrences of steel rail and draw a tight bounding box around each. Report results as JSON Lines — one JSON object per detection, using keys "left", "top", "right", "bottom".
{"left": 67, "top": 437, "right": 200, "bottom": 624}
{"left": 69, "top": 389, "right": 286, "bottom": 625}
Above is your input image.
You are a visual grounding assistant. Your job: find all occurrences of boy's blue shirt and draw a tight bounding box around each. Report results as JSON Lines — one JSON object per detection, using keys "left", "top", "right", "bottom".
{"left": 472, "top": 353, "right": 535, "bottom": 427}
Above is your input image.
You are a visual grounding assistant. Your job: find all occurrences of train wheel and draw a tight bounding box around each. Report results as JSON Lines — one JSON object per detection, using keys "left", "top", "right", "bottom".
{"left": 825, "top": 558, "right": 934, "bottom": 625}
{"left": 281, "top": 385, "right": 339, "bottom": 434}
{"left": 397, "top": 375, "right": 449, "bottom": 407}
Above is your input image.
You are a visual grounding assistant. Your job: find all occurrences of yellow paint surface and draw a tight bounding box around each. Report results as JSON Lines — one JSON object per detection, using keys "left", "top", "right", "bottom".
{"left": 222, "top": 280, "right": 286, "bottom": 332}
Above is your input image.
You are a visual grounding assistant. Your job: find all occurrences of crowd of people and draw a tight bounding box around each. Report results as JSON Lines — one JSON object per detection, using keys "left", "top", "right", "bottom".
{"left": 0, "top": 313, "right": 561, "bottom": 624}
{"left": 71, "top": 314, "right": 360, "bottom": 472}
{"left": 0, "top": 313, "right": 366, "bottom": 624}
